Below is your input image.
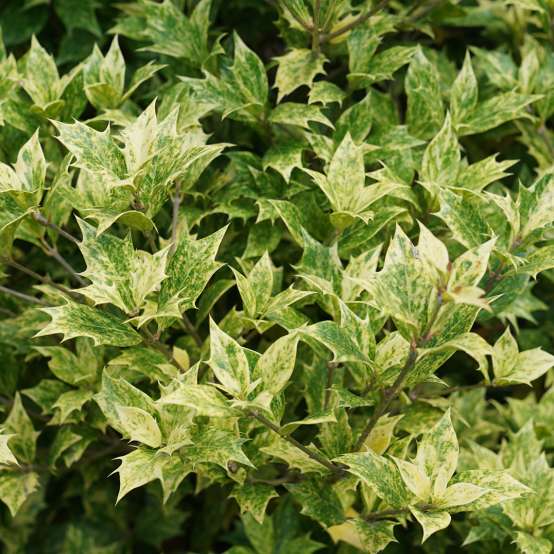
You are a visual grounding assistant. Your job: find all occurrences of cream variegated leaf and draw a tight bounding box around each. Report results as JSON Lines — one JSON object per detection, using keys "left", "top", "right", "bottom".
{"left": 77, "top": 218, "right": 169, "bottom": 314}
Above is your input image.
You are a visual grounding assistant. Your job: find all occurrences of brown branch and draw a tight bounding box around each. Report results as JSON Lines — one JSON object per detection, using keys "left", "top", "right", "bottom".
{"left": 170, "top": 180, "right": 181, "bottom": 256}
{"left": 0, "top": 285, "right": 49, "bottom": 306}
{"left": 249, "top": 409, "right": 344, "bottom": 475}
{"left": 354, "top": 345, "right": 418, "bottom": 451}
{"left": 32, "top": 211, "right": 79, "bottom": 245}
{"left": 2, "top": 257, "right": 81, "bottom": 300}
{"left": 182, "top": 312, "right": 203, "bottom": 348}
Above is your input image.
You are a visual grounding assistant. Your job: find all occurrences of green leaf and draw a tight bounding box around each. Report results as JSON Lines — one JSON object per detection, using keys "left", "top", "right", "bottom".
{"left": 492, "top": 327, "right": 554, "bottom": 385}
{"left": 460, "top": 92, "right": 540, "bottom": 136}
{"left": 515, "top": 532, "right": 552, "bottom": 554}
{"left": 255, "top": 332, "right": 299, "bottom": 395}
{"left": 519, "top": 173, "right": 554, "bottom": 240}
{"left": 409, "top": 507, "right": 451, "bottom": 543}
{"left": 232, "top": 32, "right": 268, "bottom": 107}
{"left": 144, "top": 226, "right": 226, "bottom": 326}
{"left": 158, "top": 383, "right": 237, "bottom": 417}
{"left": 113, "top": 447, "right": 164, "bottom": 503}
{"left": 286, "top": 478, "right": 344, "bottom": 527}
{"left": 436, "top": 189, "right": 491, "bottom": 249}
{"left": 0, "top": 431, "right": 18, "bottom": 466}
{"left": 3, "top": 394, "right": 39, "bottom": 464}
{"left": 405, "top": 47, "right": 444, "bottom": 140}
{"left": 36, "top": 300, "right": 142, "bottom": 347}
{"left": 336, "top": 450, "right": 410, "bottom": 508}
{"left": 0, "top": 470, "right": 39, "bottom": 516}
{"left": 450, "top": 52, "right": 478, "bottom": 128}
{"left": 274, "top": 49, "right": 326, "bottom": 102}
{"left": 21, "top": 36, "right": 61, "bottom": 109}
{"left": 77, "top": 218, "right": 168, "bottom": 314}
{"left": 415, "top": 410, "right": 458, "bottom": 493}
{"left": 231, "top": 482, "right": 278, "bottom": 524}
{"left": 420, "top": 113, "right": 460, "bottom": 190}
{"left": 115, "top": 405, "right": 162, "bottom": 448}
{"left": 328, "top": 518, "right": 397, "bottom": 554}
{"left": 94, "top": 370, "right": 158, "bottom": 439}
{"left": 209, "top": 318, "right": 251, "bottom": 398}
{"left": 270, "top": 102, "right": 333, "bottom": 130}
{"left": 54, "top": 120, "right": 127, "bottom": 186}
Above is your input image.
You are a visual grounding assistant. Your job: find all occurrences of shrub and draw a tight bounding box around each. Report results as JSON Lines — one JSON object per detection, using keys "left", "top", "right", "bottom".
{"left": 1, "top": 0, "right": 554, "bottom": 552}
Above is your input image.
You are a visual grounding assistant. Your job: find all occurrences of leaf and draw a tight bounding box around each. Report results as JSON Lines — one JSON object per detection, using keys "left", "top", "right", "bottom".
{"left": 231, "top": 482, "right": 278, "bottom": 524}
{"left": 460, "top": 92, "right": 540, "bottom": 136}
{"left": 232, "top": 251, "right": 274, "bottom": 318}
{"left": 435, "top": 482, "right": 487, "bottom": 508}
{"left": 274, "top": 49, "right": 326, "bottom": 102}
{"left": 492, "top": 327, "right": 554, "bottom": 385}
{"left": 436, "top": 189, "right": 490, "bottom": 249}
{"left": 328, "top": 518, "right": 397, "bottom": 554}
{"left": 255, "top": 333, "right": 299, "bottom": 395}
{"left": 450, "top": 52, "right": 478, "bottom": 128}
{"left": 115, "top": 405, "right": 162, "bottom": 448}
{"left": 181, "top": 427, "right": 254, "bottom": 469}
{"left": 54, "top": 120, "right": 127, "bottom": 186}
{"left": 148, "top": 226, "right": 226, "bottom": 326}
{"left": 21, "top": 36, "right": 61, "bottom": 108}
{"left": 286, "top": 478, "right": 344, "bottom": 527}
{"left": 336, "top": 450, "right": 410, "bottom": 508}
{"left": 457, "top": 155, "right": 516, "bottom": 192}
{"left": 77, "top": 218, "right": 168, "bottom": 314}
{"left": 371, "top": 225, "right": 437, "bottom": 340}
{"left": 415, "top": 410, "right": 458, "bottom": 493}
{"left": 0, "top": 470, "right": 39, "bottom": 516}
{"left": 514, "top": 532, "right": 552, "bottom": 554}
{"left": 269, "top": 102, "right": 333, "bottom": 130}
{"left": 94, "top": 371, "right": 158, "bottom": 438}
{"left": 113, "top": 447, "right": 164, "bottom": 503}
{"left": 0, "top": 431, "right": 18, "bottom": 466}
{"left": 409, "top": 507, "right": 451, "bottom": 543}
{"left": 112, "top": 0, "right": 211, "bottom": 64}
{"left": 3, "top": 394, "right": 39, "bottom": 464}
{"left": 519, "top": 173, "right": 554, "bottom": 240}
{"left": 262, "top": 142, "right": 304, "bottom": 182}
{"left": 209, "top": 318, "right": 251, "bottom": 398}
{"left": 158, "top": 383, "right": 237, "bottom": 417}
{"left": 405, "top": 47, "right": 444, "bottom": 140}
{"left": 420, "top": 113, "right": 460, "bottom": 190}
{"left": 232, "top": 32, "right": 268, "bottom": 107}
{"left": 36, "top": 300, "right": 142, "bottom": 347}
{"left": 391, "top": 456, "right": 431, "bottom": 501}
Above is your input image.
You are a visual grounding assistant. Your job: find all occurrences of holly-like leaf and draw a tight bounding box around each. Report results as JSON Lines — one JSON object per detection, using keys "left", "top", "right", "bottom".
{"left": 36, "top": 300, "right": 142, "bottom": 347}
{"left": 77, "top": 218, "right": 169, "bottom": 314}
{"left": 274, "top": 49, "right": 326, "bottom": 102}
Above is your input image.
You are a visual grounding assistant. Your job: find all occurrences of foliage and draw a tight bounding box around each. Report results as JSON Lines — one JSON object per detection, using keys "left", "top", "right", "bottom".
{"left": 1, "top": 0, "right": 554, "bottom": 552}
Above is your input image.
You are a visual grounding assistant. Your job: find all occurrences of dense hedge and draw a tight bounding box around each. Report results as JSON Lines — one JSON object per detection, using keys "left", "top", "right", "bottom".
{"left": 1, "top": 0, "right": 554, "bottom": 552}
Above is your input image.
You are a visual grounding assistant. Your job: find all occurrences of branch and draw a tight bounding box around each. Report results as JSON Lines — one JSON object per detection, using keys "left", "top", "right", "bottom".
{"left": 311, "top": 0, "right": 321, "bottom": 54}
{"left": 32, "top": 211, "right": 79, "bottom": 245}
{"left": 320, "top": 0, "right": 390, "bottom": 43}
{"left": 182, "top": 312, "right": 203, "bottom": 348}
{"left": 354, "top": 345, "right": 418, "bottom": 451}
{"left": 249, "top": 409, "right": 344, "bottom": 475}
{"left": 170, "top": 180, "right": 181, "bottom": 256}
{"left": 40, "top": 239, "right": 87, "bottom": 287}
{"left": 2, "top": 257, "right": 81, "bottom": 300}
{"left": 0, "top": 285, "right": 49, "bottom": 306}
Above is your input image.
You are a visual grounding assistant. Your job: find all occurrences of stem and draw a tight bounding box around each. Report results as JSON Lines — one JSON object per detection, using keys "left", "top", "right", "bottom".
{"left": 354, "top": 291, "right": 443, "bottom": 451}
{"left": 182, "top": 312, "right": 203, "bottom": 348}
{"left": 170, "top": 180, "right": 181, "bottom": 256}
{"left": 324, "top": 362, "right": 337, "bottom": 409}
{"left": 320, "top": 0, "right": 390, "bottom": 43}
{"left": 2, "top": 258, "right": 80, "bottom": 300}
{"left": 311, "top": 0, "right": 321, "bottom": 53}
{"left": 32, "top": 212, "right": 79, "bottom": 245}
{"left": 0, "top": 285, "right": 49, "bottom": 306}
{"left": 249, "top": 409, "right": 343, "bottom": 474}
{"left": 354, "top": 345, "right": 418, "bottom": 451}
